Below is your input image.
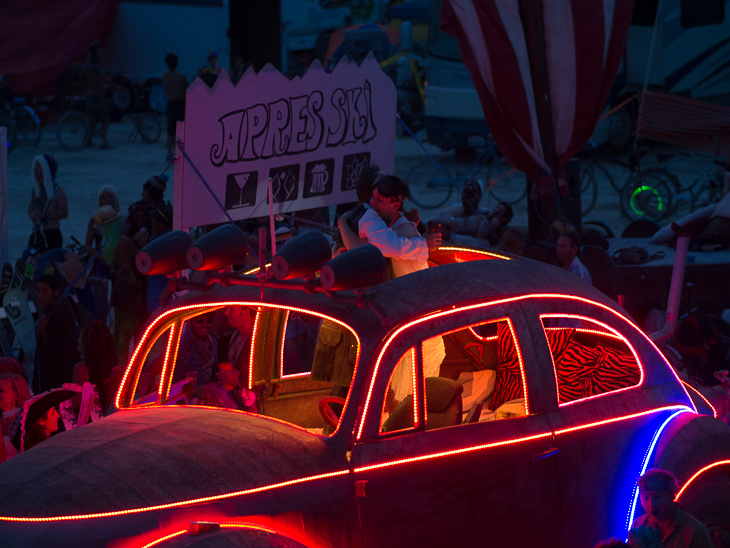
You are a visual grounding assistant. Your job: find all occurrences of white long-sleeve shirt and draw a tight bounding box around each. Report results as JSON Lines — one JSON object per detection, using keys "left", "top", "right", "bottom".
{"left": 358, "top": 208, "right": 428, "bottom": 263}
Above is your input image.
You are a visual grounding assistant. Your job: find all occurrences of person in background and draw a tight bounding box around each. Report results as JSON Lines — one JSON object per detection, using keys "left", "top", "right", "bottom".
{"left": 162, "top": 53, "right": 188, "bottom": 161}
{"left": 112, "top": 202, "right": 150, "bottom": 364}
{"left": 84, "top": 185, "right": 122, "bottom": 278}
{"left": 33, "top": 274, "right": 79, "bottom": 393}
{"left": 630, "top": 468, "right": 712, "bottom": 547}
{"left": 79, "top": 41, "right": 115, "bottom": 150}
{"left": 556, "top": 231, "right": 592, "bottom": 284}
{"left": 197, "top": 49, "right": 220, "bottom": 87}
{"left": 174, "top": 312, "right": 218, "bottom": 387}
{"left": 23, "top": 406, "right": 61, "bottom": 451}
{"left": 28, "top": 154, "right": 68, "bottom": 251}
{"left": 140, "top": 174, "right": 167, "bottom": 210}
{"left": 477, "top": 201, "right": 514, "bottom": 243}
{"left": 0, "top": 373, "right": 32, "bottom": 462}
{"left": 219, "top": 306, "right": 258, "bottom": 412}
{"left": 430, "top": 179, "right": 489, "bottom": 239}
{"left": 73, "top": 321, "right": 118, "bottom": 414}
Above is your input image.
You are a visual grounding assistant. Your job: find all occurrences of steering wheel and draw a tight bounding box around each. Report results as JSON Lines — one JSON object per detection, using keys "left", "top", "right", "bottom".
{"left": 319, "top": 396, "right": 347, "bottom": 428}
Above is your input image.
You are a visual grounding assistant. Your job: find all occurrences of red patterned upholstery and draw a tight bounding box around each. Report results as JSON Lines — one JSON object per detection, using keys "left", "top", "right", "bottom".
{"left": 490, "top": 322, "right": 523, "bottom": 410}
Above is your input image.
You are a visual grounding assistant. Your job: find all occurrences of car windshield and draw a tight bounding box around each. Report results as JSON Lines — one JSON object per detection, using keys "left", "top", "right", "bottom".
{"left": 122, "top": 305, "right": 359, "bottom": 437}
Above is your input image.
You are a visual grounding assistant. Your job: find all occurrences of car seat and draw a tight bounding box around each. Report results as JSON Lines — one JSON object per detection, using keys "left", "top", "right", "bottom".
{"left": 382, "top": 377, "right": 464, "bottom": 433}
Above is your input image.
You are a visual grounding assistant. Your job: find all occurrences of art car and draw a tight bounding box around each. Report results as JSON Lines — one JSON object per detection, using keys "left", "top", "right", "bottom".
{"left": 0, "top": 236, "right": 729, "bottom": 548}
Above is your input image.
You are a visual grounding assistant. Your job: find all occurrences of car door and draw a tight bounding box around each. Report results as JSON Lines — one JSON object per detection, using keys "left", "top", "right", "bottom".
{"left": 349, "top": 303, "right": 561, "bottom": 547}
{"left": 533, "top": 300, "right": 692, "bottom": 547}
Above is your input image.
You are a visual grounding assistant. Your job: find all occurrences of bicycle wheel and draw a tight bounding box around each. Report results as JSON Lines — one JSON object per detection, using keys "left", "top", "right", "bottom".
{"left": 620, "top": 168, "right": 674, "bottom": 221}
{"left": 578, "top": 160, "right": 611, "bottom": 216}
{"left": 407, "top": 159, "right": 454, "bottom": 209}
{"left": 56, "top": 111, "right": 89, "bottom": 151}
{"left": 139, "top": 112, "right": 161, "bottom": 143}
{"left": 483, "top": 156, "right": 526, "bottom": 206}
{"left": 17, "top": 106, "right": 42, "bottom": 145}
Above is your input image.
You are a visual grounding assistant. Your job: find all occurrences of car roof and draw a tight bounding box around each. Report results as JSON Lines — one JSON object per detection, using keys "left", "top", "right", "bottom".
{"left": 151, "top": 258, "right": 620, "bottom": 333}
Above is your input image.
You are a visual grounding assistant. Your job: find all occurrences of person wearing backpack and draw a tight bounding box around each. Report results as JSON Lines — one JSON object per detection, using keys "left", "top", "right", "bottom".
{"left": 27, "top": 154, "right": 68, "bottom": 251}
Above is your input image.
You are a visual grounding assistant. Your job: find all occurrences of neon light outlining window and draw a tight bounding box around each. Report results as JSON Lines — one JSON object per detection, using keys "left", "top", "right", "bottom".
{"left": 358, "top": 293, "right": 683, "bottom": 440}
{"left": 540, "top": 316, "right": 642, "bottom": 406}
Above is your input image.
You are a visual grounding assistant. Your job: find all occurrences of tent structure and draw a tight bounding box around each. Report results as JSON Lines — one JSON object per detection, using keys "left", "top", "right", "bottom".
{"left": 442, "top": 0, "right": 635, "bottom": 237}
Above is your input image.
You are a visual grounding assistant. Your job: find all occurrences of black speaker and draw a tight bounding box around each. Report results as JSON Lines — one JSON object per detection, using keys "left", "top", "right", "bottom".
{"left": 271, "top": 231, "right": 332, "bottom": 280}
{"left": 187, "top": 224, "right": 250, "bottom": 270}
{"left": 320, "top": 244, "right": 387, "bottom": 290}
{"left": 136, "top": 230, "right": 193, "bottom": 275}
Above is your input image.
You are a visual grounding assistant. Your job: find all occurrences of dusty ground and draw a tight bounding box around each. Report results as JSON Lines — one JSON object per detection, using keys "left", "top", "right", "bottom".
{"left": 2, "top": 116, "right": 715, "bottom": 263}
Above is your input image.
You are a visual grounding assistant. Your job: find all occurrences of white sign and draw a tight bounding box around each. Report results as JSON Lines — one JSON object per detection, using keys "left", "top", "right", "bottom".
{"left": 177, "top": 55, "right": 396, "bottom": 229}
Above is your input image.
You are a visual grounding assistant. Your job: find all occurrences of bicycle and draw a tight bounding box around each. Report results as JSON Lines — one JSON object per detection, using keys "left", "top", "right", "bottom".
{"left": 578, "top": 143, "right": 680, "bottom": 221}
{"left": 57, "top": 96, "right": 160, "bottom": 151}
{"left": 620, "top": 156, "right": 727, "bottom": 221}
{"left": 0, "top": 84, "right": 42, "bottom": 154}
{"left": 406, "top": 141, "right": 526, "bottom": 209}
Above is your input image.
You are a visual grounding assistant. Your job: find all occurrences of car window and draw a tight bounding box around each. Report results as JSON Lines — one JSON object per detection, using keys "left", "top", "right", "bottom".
{"left": 132, "top": 326, "right": 174, "bottom": 404}
{"left": 158, "top": 306, "right": 358, "bottom": 437}
{"left": 541, "top": 317, "right": 641, "bottom": 404}
{"left": 379, "top": 318, "right": 529, "bottom": 435}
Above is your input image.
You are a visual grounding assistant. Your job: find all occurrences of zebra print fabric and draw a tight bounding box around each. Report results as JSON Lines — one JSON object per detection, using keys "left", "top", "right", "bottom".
{"left": 490, "top": 322, "right": 523, "bottom": 410}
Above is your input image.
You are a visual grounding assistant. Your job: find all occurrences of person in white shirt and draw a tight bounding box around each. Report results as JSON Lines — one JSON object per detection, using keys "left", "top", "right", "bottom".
{"left": 556, "top": 232, "right": 592, "bottom": 285}
{"left": 338, "top": 175, "right": 444, "bottom": 412}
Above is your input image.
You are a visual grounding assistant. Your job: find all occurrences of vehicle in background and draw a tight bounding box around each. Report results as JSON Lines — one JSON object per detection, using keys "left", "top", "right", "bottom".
{"left": 280, "top": 0, "right": 387, "bottom": 75}
{"left": 423, "top": 0, "right": 489, "bottom": 151}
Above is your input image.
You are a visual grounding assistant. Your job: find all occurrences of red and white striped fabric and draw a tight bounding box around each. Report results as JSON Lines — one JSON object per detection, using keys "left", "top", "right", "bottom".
{"left": 442, "top": 0, "right": 634, "bottom": 195}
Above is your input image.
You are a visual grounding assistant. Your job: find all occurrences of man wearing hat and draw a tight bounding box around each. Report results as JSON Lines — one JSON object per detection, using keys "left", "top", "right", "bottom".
{"left": 630, "top": 468, "right": 712, "bottom": 547}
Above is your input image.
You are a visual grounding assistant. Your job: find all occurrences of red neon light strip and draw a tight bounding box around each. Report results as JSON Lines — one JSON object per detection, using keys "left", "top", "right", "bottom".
{"left": 544, "top": 326, "right": 622, "bottom": 341}
{"left": 158, "top": 323, "right": 177, "bottom": 401}
{"left": 540, "top": 314, "right": 644, "bottom": 408}
{"left": 139, "top": 530, "right": 186, "bottom": 548}
{"left": 138, "top": 522, "right": 303, "bottom": 548}
{"left": 279, "top": 311, "right": 289, "bottom": 380}
{"left": 675, "top": 459, "right": 730, "bottom": 500}
{"left": 357, "top": 293, "right": 696, "bottom": 440}
{"left": 438, "top": 246, "right": 510, "bottom": 260}
{"left": 248, "top": 308, "right": 261, "bottom": 390}
{"left": 354, "top": 405, "right": 691, "bottom": 474}
{"left": 680, "top": 381, "right": 716, "bottom": 418}
{"left": 410, "top": 347, "right": 418, "bottom": 427}
{"left": 0, "top": 469, "right": 351, "bottom": 523}
{"left": 467, "top": 327, "right": 498, "bottom": 341}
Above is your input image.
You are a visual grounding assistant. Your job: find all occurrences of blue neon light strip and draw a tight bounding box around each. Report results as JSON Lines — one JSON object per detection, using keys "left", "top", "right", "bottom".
{"left": 624, "top": 409, "right": 691, "bottom": 540}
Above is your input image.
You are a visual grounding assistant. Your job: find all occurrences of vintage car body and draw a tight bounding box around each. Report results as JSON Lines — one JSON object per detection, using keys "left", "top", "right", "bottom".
{"left": 1, "top": 248, "right": 729, "bottom": 547}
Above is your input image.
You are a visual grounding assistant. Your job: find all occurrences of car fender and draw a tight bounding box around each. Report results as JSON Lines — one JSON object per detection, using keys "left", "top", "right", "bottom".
{"left": 123, "top": 522, "right": 312, "bottom": 548}
{"left": 653, "top": 413, "right": 730, "bottom": 484}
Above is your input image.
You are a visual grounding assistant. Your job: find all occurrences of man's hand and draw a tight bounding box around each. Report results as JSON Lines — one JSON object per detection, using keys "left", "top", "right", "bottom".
{"left": 426, "top": 231, "right": 441, "bottom": 251}
{"left": 217, "top": 367, "right": 241, "bottom": 387}
{"left": 403, "top": 207, "right": 420, "bottom": 225}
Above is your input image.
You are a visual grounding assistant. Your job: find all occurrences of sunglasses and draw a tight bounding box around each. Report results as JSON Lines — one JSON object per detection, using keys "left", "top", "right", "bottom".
{"left": 193, "top": 316, "right": 214, "bottom": 325}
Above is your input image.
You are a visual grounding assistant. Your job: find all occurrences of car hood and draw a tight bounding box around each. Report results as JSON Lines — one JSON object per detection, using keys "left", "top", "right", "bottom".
{"left": 0, "top": 406, "right": 342, "bottom": 519}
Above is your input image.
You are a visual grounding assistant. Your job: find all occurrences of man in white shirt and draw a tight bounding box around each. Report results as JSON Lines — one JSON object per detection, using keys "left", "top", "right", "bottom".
{"left": 556, "top": 232, "right": 592, "bottom": 285}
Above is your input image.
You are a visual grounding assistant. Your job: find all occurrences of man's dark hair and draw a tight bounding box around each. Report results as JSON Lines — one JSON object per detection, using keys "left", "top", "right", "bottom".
{"left": 88, "top": 41, "right": 102, "bottom": 63}
{"left": 461, "top": 180, "right": 483, "bottom": 215}
{"left": 496, "top": 202, "right": 514, "bottom": 222}
{"left": 37, "top": 274, "right": 60, "bottom": 293}
{"left": 165, "top": 53, "right": 179, "bottom": 70}
{"left": 562, "top": 231, "right": 582, "bottom": 249}
{"left": 375, "top": 175, "right": 411, "bottom": 207}
{"left": 355, "top": 164, "right": 381, "bottom": 203}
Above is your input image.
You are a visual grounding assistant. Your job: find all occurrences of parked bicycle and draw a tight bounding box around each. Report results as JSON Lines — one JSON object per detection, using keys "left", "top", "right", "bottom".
{"left": 0, "top": 84, "right": 42, "bottom": 154}
{"left": 406, "top": 140, "right": 525, "bottom": 209}
{"left": 619, "top": 155, "right": 727, "bottom": 221}
{"left": 57, "top": 95, "right": 160, "bottom": 151}
{"left": 578, "top": 142, "right": 680, "bottom": 221}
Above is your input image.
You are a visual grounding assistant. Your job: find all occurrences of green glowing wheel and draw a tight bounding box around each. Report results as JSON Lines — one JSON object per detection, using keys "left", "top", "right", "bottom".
{"left": 620, "top": 169, "right": 674, "bottom": 221}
